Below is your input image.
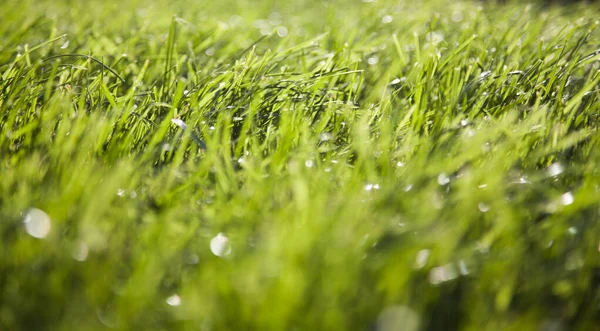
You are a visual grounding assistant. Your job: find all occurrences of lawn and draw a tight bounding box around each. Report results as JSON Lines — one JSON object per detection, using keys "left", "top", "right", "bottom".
{"left": 2, "top": 0, "right": 600, "bottom": 329}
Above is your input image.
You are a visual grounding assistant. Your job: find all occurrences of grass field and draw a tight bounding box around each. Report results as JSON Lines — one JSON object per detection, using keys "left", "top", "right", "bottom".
{"left": 2, "top": 0, "right": 600, "bottom": 329}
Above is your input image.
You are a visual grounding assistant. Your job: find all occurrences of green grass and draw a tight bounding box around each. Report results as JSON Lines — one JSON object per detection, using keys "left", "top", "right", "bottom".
{"left": 2, "top": 0, "right": 600, "bottom": 329}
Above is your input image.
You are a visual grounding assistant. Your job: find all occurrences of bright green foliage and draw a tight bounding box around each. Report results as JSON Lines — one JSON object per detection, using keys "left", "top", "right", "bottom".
{"left": 2, "top": 0, "right": 600, "bottom": 330}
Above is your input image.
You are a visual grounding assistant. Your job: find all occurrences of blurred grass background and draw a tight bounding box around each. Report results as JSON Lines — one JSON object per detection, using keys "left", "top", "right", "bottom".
{"left": 2, "top": 0, "right": 600, "bottom": 330}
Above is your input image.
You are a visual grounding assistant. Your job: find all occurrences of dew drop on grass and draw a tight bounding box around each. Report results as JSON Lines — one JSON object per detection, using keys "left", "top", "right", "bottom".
{"left": 184, "top": 253, "right": 200, "bottom": 265}
{"left": 437, "top": 173, "right": 450, "bottom": 185}
{"left": 376, "top": 305, "right": 420, "bottom": 331}
{"left": 72, "top": 240, "right": 89, "bottom": 262}
{"left": 229, "top": 15, "right": 243, "bottom": 26}
{"left": 451, "top": 10, "right": 464, "bottom": 22}
{"left": 381, "top": 15, "right": 393, "bottom": 23}
{"left": 319, "top": 132, "right": 332, "bottom": 142}
{"left": 276, "top": 26, "right": 288, "bottom": 37}
{"left": 96, "top": 306, "right": 117, "bottom": 328}
{"left": 171, "top": 118, "right": 188, "bottom": 130}
{"left": 429, "top": 263, "right": 458, "bottom": 285}
{"left": 364, "top": 183, "right": 380, "bottom": 192}
{"left": 305, "top": 159, "right": 314, "bottom": 168}
{"left": 117, "top": 188, "right": 126, "bottom": 197}
{"left": 396, "top": 161, "right": 404, "bottom": 167}
{"left": 210, "top": 233, "right": 231, "bottom": 257}
{"left": 166, "top": 294, "right": 182, "bottom": 306}
{"left": 23, "top": 208, "right": 51, "bottom": 239}
{"left": 561, "top": 192, "right": 574, "bottom": 206}
{"left": 60, "top": 40, "right": 69, "bottom": 49}
{"left": 547, "top": 162, "right": 564, "bottom": 177}
{"left": 478, "top": 202, "right": 490, "bottom": 213}
{"left": 414, "top": 249, "right": 430, "bottom": 269}
{"left": 458, "top": 260, "right": 469, "bottom": 275}
{"left": 367, "top": 55, "right": 379, "bottom": 65}
{"left": 425, "top": 31, "right": 444, "bottom": 44}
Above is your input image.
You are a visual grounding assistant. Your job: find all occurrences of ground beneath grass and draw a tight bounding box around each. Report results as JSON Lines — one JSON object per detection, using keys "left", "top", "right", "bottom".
{"left": 2, "top": 0, "right": 600, "bottom": 330}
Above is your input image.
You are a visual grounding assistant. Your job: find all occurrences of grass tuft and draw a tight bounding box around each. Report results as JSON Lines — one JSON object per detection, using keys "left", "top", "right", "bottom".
{"left": 2, "top": 0, "right": 600, "bottom": 330}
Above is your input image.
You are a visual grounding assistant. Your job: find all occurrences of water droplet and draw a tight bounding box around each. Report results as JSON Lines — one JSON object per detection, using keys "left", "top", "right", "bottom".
{"left": 415, "top": 249, "right": 430, "bottom": 269}
{"left": 319, "top": 132, "right": 332, "bottom": 141}
{"left": 276, "top": 26, "right": 288, "bottom": 37}
{"left": 166, "top": 294, "right": 181, "bottom": 306}
{"left": 23, "top": 208, "right": 51, "bottom": 239}
{"left": 184, "top": 253, "right": 200, "bottom": 265}
{"left": 547, "top": 162, "right": 564, "bottom": 177}
{"left": 229, "top": 15, "right": 243, "bottom": 26}
{"left": 117, "top": 189, "right": 126, "bottom": 197}
{"left": 268, "top": 12, "right": 282, "bottom": 25}
{"left": 425, "top": 31, "right": 444, "bottom": 44}
{"left": 210, "top": 233, "right": 231, "bottom": 257}
{"left": 404, "top": 184, "right": 413, "bottom": 192}
{"left": 565, "top": 252, "right": 584, "bottom": 270}
{"left": 451, "top": 11, "right": 464, "bottom": 22}
{"left": 171, "top": 118, "right": 188, "bottom": 130}
{"left": 429, "top": 263, "right": 458, "bottom": 285}
{"left": 460, "top": 119, "right": 469, "bottom": 126}
{"left": 376, "top": 305, "right": 420, "bottom": 331}
{"left": 72, "top": 240, "right": 89, "bottom": 261}
{"left": 367, "top": 55, "right": 379, "bottom": 65}
{"left": 396, "top": 161, "right": 404, "bottom": 167}
{"left": 437, "top": 173, "right": 450, "bottom": 185}
{"left": 60, "top": 40, "right": 70, "bottom": 49}
{"left": 567, "top": 227, "right": 577, "bottom": 235}
{"left": 364, "top": 183, "right": 380, "bottom": 192}
{"left": 561, "top": 192, "right": 574, "bottom": 206}
{"left": 96, "top": 306, "right": 117, "bottom": 328}
{"left": 458, "top": 260, "right": 469, "bottom": 275}
{"left": 305, "top": 160, "right": 314, "bottom": 168}
{"left": 478, "top": 202, "right": 490, "bottom": 213}
{"left": 390, "top": 77, "right": 406, "bottom": 85}
{"left": 381, "top": 15, "right": 393, "bottom": 23}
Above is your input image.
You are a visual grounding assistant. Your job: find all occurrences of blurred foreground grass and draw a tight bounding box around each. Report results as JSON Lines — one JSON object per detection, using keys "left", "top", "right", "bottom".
{"left": 2, "top": 0, "right": 600, "bottom": 330}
